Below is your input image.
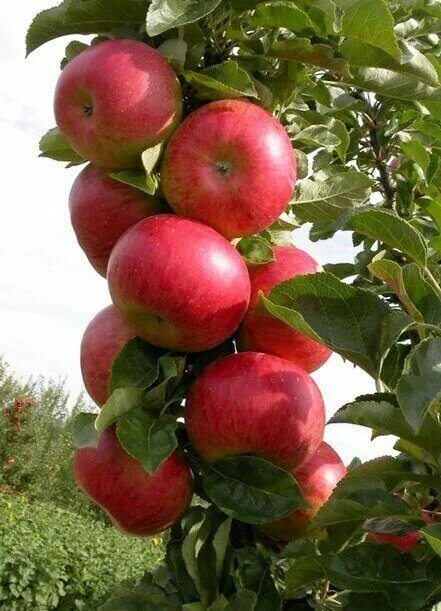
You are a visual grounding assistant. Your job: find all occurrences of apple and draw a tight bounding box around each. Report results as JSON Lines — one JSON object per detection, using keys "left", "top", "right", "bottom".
{"left": 185, "top": 351, "right": 325, "bottom": 470}
{"left": 368, "top": 510, "right": 435, "bottom": 552}
{"left": 107, "top": 214, "right": 251, "bottom": 352}
{"left": 54, "top": 39, "right": 182, "bottom": 168}
{"left": 369, "top": 531, "right": 420, "bottom": 553}
{"left": 81, "top": 305, "right": 136, "bottom": 407}
{"left": 74, "top": 427, "right": 193, "bottom": 536}
{"left": 161, "top": 99, "right": 296, "bottom": 239}
{"left": 262, "top": 441, "right": 346, "bottom": 541}
{"left": 239, "top": 246, "right": 332, "bottom": 373}
{"left": 69, "top": 164, "right": 164, "bottom": 277}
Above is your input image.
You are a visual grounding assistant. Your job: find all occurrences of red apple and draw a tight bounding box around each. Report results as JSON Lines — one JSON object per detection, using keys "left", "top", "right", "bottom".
{"left": 185, "top": 352, "right": 325, "bottom": 470}
{"left": 74, "top": 427, "right": 193, "bottom": 536}
{"left": 69, "top": 164, "right": 164, "bottom": 277}
{"left": 107, "top": 214, "right": 251, "bottom": 352}
{"left": 262, "top": 441, "right": 346, "bottom": 541}
{"left": 369, "top": 531, "right": 420, "bottom": 553}
{"left": 54, "top": 39, "right": 182, "bottom": 168}
{"left": 239, "top": 246, "right": 331, "bottom": 372}
{"left": 368, "top": 510, "right": 435, "bottom": 552}
{"left": 161, "top": 99, "right": 296, "bottom": 239}
{"left": 81, "top": 305, "right": 136, "bottom": 407}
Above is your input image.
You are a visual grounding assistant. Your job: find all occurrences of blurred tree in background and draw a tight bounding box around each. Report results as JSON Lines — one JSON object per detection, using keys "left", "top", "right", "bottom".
{"left": 0, "top": 356, "right": 96, "bottom": 513}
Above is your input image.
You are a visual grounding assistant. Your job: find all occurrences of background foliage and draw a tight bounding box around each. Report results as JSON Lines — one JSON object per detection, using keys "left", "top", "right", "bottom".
{"left": 0, "top": 356, "right": 90, "bottom": 511}
{"left": 24, "top": 0, "right": 441, "bottom": 609}
{"left": 0, "top": 493, "right": 163, "bottom": 610}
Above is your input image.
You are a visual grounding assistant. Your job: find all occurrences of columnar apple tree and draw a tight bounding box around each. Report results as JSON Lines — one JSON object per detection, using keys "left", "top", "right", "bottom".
{"left": 28, "top": 0, "right": 441, "bottom": 608}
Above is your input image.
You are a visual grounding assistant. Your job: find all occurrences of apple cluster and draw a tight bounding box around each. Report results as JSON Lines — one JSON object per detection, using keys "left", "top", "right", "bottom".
{"left": 55, "top": 39, "right": 346, "bottom": 540}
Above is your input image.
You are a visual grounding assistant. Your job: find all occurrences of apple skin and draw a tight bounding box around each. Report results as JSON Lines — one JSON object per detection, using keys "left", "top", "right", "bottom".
{"left": 262, "top": 441, "right": 346, "bottom": 541}
{"left": 185, "top": 352, "right": 325, "bottom": 471}
{"left": 69, "top": 164, "right": 165, "bottom": 277}
{"left": 107, "top": 214, "right": 251, "bottom": 352}
{"left": 369, "top": 511, "right": 435, "bottom": 552}
{"left": 54, "top": 39, "right": 182, "bottom": 168}
{"left": 161, "top": 99, "right": 296, "bottom": 239}
{"left": 74, "top": 427, "right": 193, "bottom": 536}
{"left": 369, "top": 531, "right": 420, "bottom": 553}
{"left": 239, "top": 246, "right": 332, "bottom": 373}
{"left": 81, "top": 305, "right": 136, "bottom": 407}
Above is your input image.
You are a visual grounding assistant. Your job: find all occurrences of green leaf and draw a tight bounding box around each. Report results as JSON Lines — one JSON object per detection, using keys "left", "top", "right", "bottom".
{"left": 349, "top": 66, "right": 441, "bottom": 101}
{"left": 157, "top": 38, "right": 188, "bottom": 70}
{"left": 183, "top": 61, "right": 258, "bottom": 100}
{"left": 340, "top": 39, "right": 440, "bottom": 87}
{"left": 268, "top": 38, "right": 350, "bottom": 75}
{"left": 146, "top": 0, "right": 222, "bottom": 37}
{"left": 285, "top": 556, "right": 326, "bottom": 592}
{"left": 60, "top": 40, "right": 88, "bottom": 69}
{"left": 262, "top": 272, "right": 412, "bottom": 377}
{"left": 259, "top": 215, "right": 298, "bottom": 246}
{"left": 329, "top": 118, "right": 350, "bottom": 162}
{"left": 236, "top": 236, "right": 274, "bottom": 265}
{"left": 419, "top": 195, "right": 441, "bottom": 233}
{"left": 336, "top": 454, "right": 441, "bottom": 492}
{"left": 182, "top": 515, "right": 212, "bottom": 604}
{"left": 235, "top": 547, "right": 281, "bottom": 610}
{"left": 292, "top": 172, "right": 373, "bottom": 226}
{"left": 116, "top": 407, "right": 178, "bottom": 473}
{"left": 400, "top": 139, "right": 430, "bottom": 172}
{"left": 71, "top": 412, "right": 98, "bottom": 448}
{"left": 369, "top": 260, "right": 441, "bottom": 326}
{"left": 313, "top": 489, "right": 409, "bottom": 529}
{"left": 347, "top": 209, "right": 428, "bottom": 266}
{"left": 143, "top": 355, "right": 186, "bottom": 410}
{"left": 293, "top": 124, "right": 341, "bottom": 148}
{"left": 212, "top": 517, "right": 232, "bottom": 584}
{"left": 39, "top": 127, "right": 85, "bottom": 165}
{"left": 26, "top": 0, "right": 148, "bottom": 55}
{"left": 337, "top": 0, "right": 400, "bottom": 58}
{"left": 109, "top": 169, "right": 159, "bottom": 196}
{"left": 368, "top": 259, "right": 423, "bottom": 320}
{"left": 95, "top": 388, "right": 145, "bottom": 434}
{"left": 396, "top": 337, "right": 441, "bottom": 433}
{"left": 203, "top": 456, "right": 305, "bottom": 524}
{"left": 100, "top": 592, "right": 176, "bottom": 610}
{"left": 109, "top": 338, "right": 163, "bottom": 395}
{"left": 324, "top": 544, "right": 429, "bottom": 608}
{"left": 381, "top": 343, "right": 410, "bottom": 391}
{"left": 142, "top": 144, "right": 163, "bottom": 174}
{"left": 421, "top": 523, "right": 441, "bottom": 556}
{"left": 250, "top": 2, "right": 316, "bottom": 33}
{"left": 227, "top": 590, "right": 257, "bottom": 611}
{"left": 330, "top": 394, "right": 441, "bottom": 467}
{"left": 323, "top": 262, "right": 356, "bottom": 279}
{"left": 364, "top": 516, "right": 421, "bottom": 536}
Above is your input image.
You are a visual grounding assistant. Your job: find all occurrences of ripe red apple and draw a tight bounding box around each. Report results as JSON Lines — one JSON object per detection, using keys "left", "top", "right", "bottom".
{"left": 74, "top": 427, "right": 193, "bottom": 536}
{"left": 54, "top": 39, "right": 182, "bottom": 168}
{"left": 107, "top": 214, "right": 251, "bottom": 352}
{"left": 239, "top": 246, "right": 332, "bottom": 373}
{"left": 161, "top": 99, "right": 296, "bottom": 239}
{"left": 69, "top": 164, "right": 164, "bottom": 277}
{"left": 369, "top": 531, "right": 420, "bottom": 553}
{"left": 185, "top": 352, "right": 325, "bottom": 470}
{"left": 81, "top": 305, "right": 136, "bottom": 407}
{"left": 368, "top": 510, "right": 435, "bottom": 552}
{"left": 262, "top": 441, "right": 346, "bottom": 541}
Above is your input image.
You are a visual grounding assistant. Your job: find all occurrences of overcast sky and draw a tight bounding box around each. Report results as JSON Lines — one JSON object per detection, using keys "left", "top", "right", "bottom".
{"left": 0, "top": 1, "right": 396, "bottom": 463}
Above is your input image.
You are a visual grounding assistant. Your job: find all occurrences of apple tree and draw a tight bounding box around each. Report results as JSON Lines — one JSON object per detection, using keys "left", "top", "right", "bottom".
{"left": 27, "top": 0, "right": 441, "bottom": 609}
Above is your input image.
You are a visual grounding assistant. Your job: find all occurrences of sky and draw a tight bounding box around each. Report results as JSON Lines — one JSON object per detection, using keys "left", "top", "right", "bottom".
{"left": 0, "top": 1, "right": 396, "bottom": 463}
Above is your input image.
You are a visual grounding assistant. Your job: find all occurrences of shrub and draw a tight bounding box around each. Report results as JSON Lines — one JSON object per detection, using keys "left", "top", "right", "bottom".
{"left": 0, "top": 357, "right": 96, "bottom": 513}
{"left": 0, "top": 494, "right": 163, "bottom": 610}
